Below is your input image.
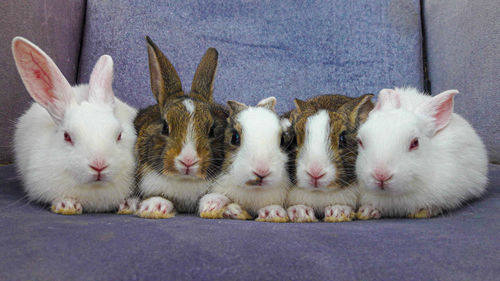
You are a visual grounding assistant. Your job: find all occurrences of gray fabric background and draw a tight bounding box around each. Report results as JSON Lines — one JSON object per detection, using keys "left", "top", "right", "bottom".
{"left": 0, "top": 0, "right": 86, "bottom": 163}
{"left": 424, "top": 0, "right": 500, "bottom": 162}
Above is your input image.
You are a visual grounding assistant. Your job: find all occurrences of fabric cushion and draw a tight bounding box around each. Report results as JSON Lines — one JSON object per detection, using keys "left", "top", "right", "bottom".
{"left": 0, "top": 164, "right": 499, "bottom": 280}
{"left": 424, "top": 0, "right": 500, "bottom": 162}
{"left": 78, "top": 0, "right": 423, "bottom": 114}
{"left": 0, "top": 0, "right": 86, "bottom": 163}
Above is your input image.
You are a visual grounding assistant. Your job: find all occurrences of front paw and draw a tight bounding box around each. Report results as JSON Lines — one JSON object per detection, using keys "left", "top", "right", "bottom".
{"left": 51, "top": 198, "right": 83, "bottom": 215}
{"left": 356, "top": 205, "right": 382, "bottom": 220}
{"left": 199, "top": 193, "right": 230, "bottom": 219}
{"left": 137, "top": 197, "right": 175, "bottom": 219}
{"left": 324, "top": 205, "right": 355, "bottom": 222}
{"left": 408, "top": 207, "right": 441, "bottom": 219}
{"left": 256, "top": 205, "right": 289, "bottom": 223}
{"left": 222, "top": 203, "right": 252, "bottom": 220}
{"left": 287, "top": 205, "right": 318, "bottom": 222}
{"left": 117, "top": 198, "right": 139, "bottom": 215}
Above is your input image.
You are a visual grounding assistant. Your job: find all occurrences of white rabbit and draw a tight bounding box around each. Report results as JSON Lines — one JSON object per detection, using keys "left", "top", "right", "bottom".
{"left": 199, "top": 97, "right": 291, "bottom": 222}
{"left": 355, "top": 87, "right": 488, "bottom": 219}
{"left": 12, "top": 37, "right": 138, "bottom": 214}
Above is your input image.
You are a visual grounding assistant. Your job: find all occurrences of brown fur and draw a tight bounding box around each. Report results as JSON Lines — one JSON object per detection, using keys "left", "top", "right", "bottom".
{"left": 135, "top": 37, "right": 228, "bottom": 199}
{"left": 285, "top": 94, "right": 374, "bottom": 188}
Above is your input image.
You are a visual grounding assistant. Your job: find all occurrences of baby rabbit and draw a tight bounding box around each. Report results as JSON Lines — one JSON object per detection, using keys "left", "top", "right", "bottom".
{"left": 356, "top": 87, "right": 488, "bottom": 219}
{"left": 199, "top": 97, "right": 291, "bottom": 222}
{"left": 12, "top": 37, "right": 137, "bottom": 214}
{"left": 134, "top": 37, "right": 228, "bottom": 219}
{"left": 286, "top": 94, "right": 374, "bottom": 222}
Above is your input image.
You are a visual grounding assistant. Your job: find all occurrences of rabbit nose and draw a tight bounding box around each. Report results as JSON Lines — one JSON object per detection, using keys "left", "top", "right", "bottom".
{"left": 372, "top": 168, "right": 393, "bottom": 189}
{"left": 90, "top": 164, "right": 108, "bottom": 173}
{"left": 253, "top": 169, "right": 271, "bottom": 179}
{"left": 306, "top": 171, "right": 326, "bottom": 180}
{"left": 179, "top": 158, "right": 199, "bottom": 168}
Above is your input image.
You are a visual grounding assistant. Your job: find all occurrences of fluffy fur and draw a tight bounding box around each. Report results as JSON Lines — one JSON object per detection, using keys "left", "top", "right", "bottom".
{"left": 12, "top": 37, "right": 137, "bottom": 213}
{"left": 285, "top": 94, "right": 374, "bottom": 222}
{"left": 199, "top": 97, "right": 290, "bottom": 222}
{"left": 356, "top": 87, "right": 488, "bottom": 219}
{"left": 135, "top": 37, "right": 228, "bottom": 218}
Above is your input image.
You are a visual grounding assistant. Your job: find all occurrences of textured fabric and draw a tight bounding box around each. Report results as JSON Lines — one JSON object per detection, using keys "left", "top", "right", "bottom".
{"left": 0, "top": 0, "right": 86, "bottom": 163}
{"left": 423, "top": 0, "right": 500, "bottom": 162}
{"left": 0, "top": 164, "right": 499, "bottom": 280}
{"left": 78, "top": 0, "right": 423, "bottom": 114}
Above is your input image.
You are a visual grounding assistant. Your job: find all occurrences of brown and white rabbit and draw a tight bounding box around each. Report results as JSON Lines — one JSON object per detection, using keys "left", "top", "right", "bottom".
{"left": 199, "top": 97, "right": 291, "bottom": 222}
{"left": 134, "top": 37, "right": 228, "bottom": 219}
{"left": 285, "top": 94, "right": 374, "bottom": 222}
{"left": 12, "top": 37, "right": 137, "bottom": 214}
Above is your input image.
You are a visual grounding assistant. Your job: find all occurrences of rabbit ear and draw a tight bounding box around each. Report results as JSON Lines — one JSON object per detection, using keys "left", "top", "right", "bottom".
{"left": 190, "top": 48, "right": 218, "bottom": 103}
{"left": 418, "top": 89, "right": 458, "bottom": 134}
{"left": 256, "top": 97, "right": 276, "bottom": 111}
{"left": 293, "top": 98, "right": 315, "bottom": 113}
{"left": 227, "top": 100, "right": 248, "bottom": 115}
{"left": 342, "top": 94, "right": 374, "bottom": 127}
{"left": 373, "top": 88, "right": 400, "bottom": 112}
{"left": 146, "top": 36, "right": 183, "bottom": 110}
{"left": 12, "top": 37, "right": 73, "bottom": 124}
{"left": 88, "top": 55, "right": 115, "bottom": 104}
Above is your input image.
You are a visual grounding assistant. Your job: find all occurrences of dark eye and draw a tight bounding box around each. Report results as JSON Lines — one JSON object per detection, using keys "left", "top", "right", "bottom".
{"left": 208, "top": 123, "right": 216, "bottom": 138}
{"left": 357, "top": 137, "right": 364, "bottom": 149}
{"left": 280, "top": 133, "right": 286, "bottom": 147}
{"left": 231, "top": 130, "right": 240, "bottom": 146}
{"left": 64, "top": 131, "right": 73, "bottom": 145}
{"left": 162, "top": 120, "right": 169, "bottom": 136}
{"left": 117, "top": 132, "right": 122, "bottom": 142}
{"left": 409, "top": 137, "right": 419, "bottom": 151}
{"left": 339, "top": 131, "right": 347, "bottom": 149}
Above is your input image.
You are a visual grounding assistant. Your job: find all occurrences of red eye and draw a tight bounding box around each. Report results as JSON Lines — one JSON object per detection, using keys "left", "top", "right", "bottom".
{"left": 409, "top": 137, "right": 419, "bottom": 151}
{"left": 117, "top": 132, "right": 122, "bottom": 142}
{"left": 64, "top": 132, "right": 73, "bottom": 144}
{"left": 357, "top": 138, "right": 364, "bottom": 148}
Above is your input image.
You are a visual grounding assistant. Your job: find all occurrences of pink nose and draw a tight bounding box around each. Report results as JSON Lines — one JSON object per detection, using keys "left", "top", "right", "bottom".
{"left": 372, "top": 168, "right": 393, "bottom": 189}
{"left": 179, "top": 158, "right": 199, "bottom": 168}
{"left": 307, "top": 171, "right": 326, "bottom": 180}
{"left": 90, "top": 164, "right": 108, "bottom": 173}
{"left": 253, "top": 168, "right": 270, "bottom": 179}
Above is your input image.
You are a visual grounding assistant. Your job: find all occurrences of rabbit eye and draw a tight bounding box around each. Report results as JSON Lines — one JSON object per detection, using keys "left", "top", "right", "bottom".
{"left": 162, "top": 120, "right": 169, "bottom": 136}
{"left": 208, "top": 123, "right": 216, "bottom": 138}
{"left": 64, "top": 131, "right": 73, "bottom": 145}
{"left": 231, "top": 130, "right": 240, "bottom": 146}
{"left": 117, "top": 132, "right": 122, "bottom": 142}
{"left": 280, "top": 133, "right": 286, "bottom": 147}
{"left": 357, "top": 137, "right": 364, "bottom": 149}
{"left": 338, "top": 131, "right": 347, "bottom": 149}
{"left": 409, "top": 137, "right": 419, "bottom": 151}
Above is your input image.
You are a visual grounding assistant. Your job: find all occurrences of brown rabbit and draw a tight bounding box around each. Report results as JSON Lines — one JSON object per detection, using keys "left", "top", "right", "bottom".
{"left": 134, "top": 37, "right": 228, "bottom": 219}
{"left": 284, "top": 94, "right": 374, "bottom": 222}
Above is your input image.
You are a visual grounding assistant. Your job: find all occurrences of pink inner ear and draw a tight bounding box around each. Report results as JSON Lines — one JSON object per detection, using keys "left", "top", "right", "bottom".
{"left": 374, "top": 89, "right": 400, "bottom": 111}
{"left": 433, "top": 95, "right": 454, "bottom": 131}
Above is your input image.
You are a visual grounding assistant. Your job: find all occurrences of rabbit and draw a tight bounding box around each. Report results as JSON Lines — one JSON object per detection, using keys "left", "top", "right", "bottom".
{"left": 134, "top": 37, "right": 228, "bottom": 219}
{"left": 285, "top": 94, "right": 374, "bottom": 222}
{"left": 199, "top": 97, "right": 291, "bottom": 222}
{"left": 12, "top": 37, "right": 138, "bottom": 214}
{"left": 355, "top": 87, "right": 488, "bottom": 219}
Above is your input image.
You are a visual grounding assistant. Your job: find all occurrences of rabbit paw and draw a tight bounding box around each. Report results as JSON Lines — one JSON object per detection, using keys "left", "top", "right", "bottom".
{"left": 117, "top": 197, "right": 139, "bottom": 215}
{"left": 256, "top": 205, "right": 289, "bottom": 223}
{"left": 408, "top": 207, "right": 441, "bottom": 219}
{"left": 287, "top": 205, "right": 318, "bottom": 222}
{"left": 51, "top": 198, "right": 83, "bottom": 215}
{"left": 356, "top": 205, "right": 382, "bottom": 220}
{"left": 324, "top": 205, "right": 355, "bottom": 222}
{"left": 222, "top": 203, "right": 252, "bottom": 220}
{"left": 137, "top": 197, "right": 175, "bottom": 219}
{"left": 199, "top": 193, "right": 230, "bottom": 219}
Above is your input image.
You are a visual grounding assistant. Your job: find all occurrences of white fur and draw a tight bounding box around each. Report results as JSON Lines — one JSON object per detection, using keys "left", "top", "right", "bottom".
{"left": 139, "top": 170, "right": 210, "bottom": 212}
{"left": 13, "top": 37, "right": 137, "bottom": 212}
{"left": 208, "top": 99, "right": 290, "bottom": 215}
{"left": 356, "top": 87, "right": 488, "bottom": 217}
{"left": 198, "top": 193, "right": 230, "bottom": 214}
{"left": 138, "top": 196, "right": 175, "bottom": 214}
{"left": 295, "top": 110, "right": 337, "bottom": 190}
{"left": 182, "top": 99, "right": 195, "bottom": 114}
{"left": 287, "top": 183, "right": 358, "bottom": 215}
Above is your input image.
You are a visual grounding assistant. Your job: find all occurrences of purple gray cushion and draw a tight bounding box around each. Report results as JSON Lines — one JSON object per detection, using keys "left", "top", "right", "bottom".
{"left": 0, "top": 164, "right": 499, "bottom": 280}
{"left": 424, "top": 0, "right": 500, "bottom": 162}
{"left": 78, "top": 0, "right": 424, "bottom": 114}
{"left": 0, "top": 0, "right": 86, "bottom": 163}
